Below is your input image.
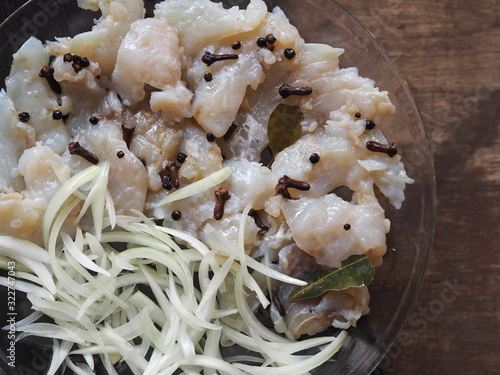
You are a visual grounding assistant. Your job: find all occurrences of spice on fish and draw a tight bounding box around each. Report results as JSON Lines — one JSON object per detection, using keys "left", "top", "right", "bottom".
{"left": 309, "top": 153, "right": 320, "bottom": 164}
{"left": 365, "top": 120, "right": 376, "bottom": 130}
{"left": 206, "top": 133, "right": 216, "bottom": 142}
{"left": 166, "top": 162, "right": 180, "bottom": 189}
{"left": 18, "top": 112, "right": 30, "bottom": 123}
{"left": 366, "top": 140, "right": 398, "bottom": 158}
{"left": 202, "top": 51, "right": 239, "bottom": 66}
{"left": 204, "top": 72, "right": 213, "bottom": 82}
{"left": 52, "top": 110, "right": 63, "bottom": 120}
{"left": 248, "top": 209, "right": 269, "bottom": 235}
{"left": 89, "top": 116, "right": 99, "bottom": 125}
{"left": 68, "top": 142, "right": 99, "bottom": 165}
{"left": 64, "top": 53, "right": 90, "bottom": 72}
{"left": 80, "top": 57, "right": 90, "bottom": 68}
{"left": 266, "top": 34, "right": 277, "bottom": 45}
{"left": 171, "top": 210, "right": 182, "bottom": 221}
{"left": 256, "top": 37, "right": 268, "bottom": 48}
{"left": 278, "top": 83, "right": 313, "bottom": 99}
{"left": 214, "top": 188, "right": 231, "bottom": 220}
{"left": 231, "top": 41, "right": 242, "bottom": 50}
{"left": 355, "top": 112, "right": 362, "bottom": 119}
{"left": 344, "top": 223, "right": 351, "bottom": 231}
{"left": 39, "top": 66, "right": 62, "bottom": 95}
{"left": 176, "top": 152, "right": 187, "bottom": 164}
{"left": 162, "top": 175, "right": 174, "bottom": 191}
{"left": 117, "top": 151, "right": 125, "bottom": 159}
{"left": 284, "top": 48, "right": 296, "bottom": 60}
{"left": 276, "top": 175, "right": 310, "bottom": 199}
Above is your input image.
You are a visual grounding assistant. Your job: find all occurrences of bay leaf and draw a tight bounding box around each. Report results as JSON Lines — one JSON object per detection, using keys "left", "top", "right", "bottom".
{"left": 288, "top": 254, "right": 375, "bottom": 302}
{"left": 267, "top": 103, "right": 303, "bottom": 157}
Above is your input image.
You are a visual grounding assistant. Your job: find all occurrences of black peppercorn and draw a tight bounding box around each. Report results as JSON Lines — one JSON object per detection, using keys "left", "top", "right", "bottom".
{"left": 18, "top": 112, "right": 30, "bottom": 123}
{"left": 355, "top": 112, "right": 361, "bottom": 118}
{"left": 284, "top": 48, "right": 296, "bottom": 60}
{"left": 80, "top": 57, "right": 90, "bottom": 68}
{"left": 117, "top": 151, "right": 125, "bottom": 158}
{"left": 309, "top": 153, "right": 320, "bottom": 164}
{"left": 52, "top": 110, "right": 63, "bottom": 120}
{"left": 344, "top": 223, "right": 351, "bottom": 231}
{"left": 231, "top": 41, "right": 241, "bottom": 50}
{"left": 204, "top": 72, "right": 213, "bottom": 82}
{"left": 162, "top": 175, "right": 174, "bottom": 191}
{"left": 365, "top": 120, "right": 376, "bottom": 130}
{"left": 89, "top": 116, "right": 99, "bottom": 125}
{"left": 266, "top": 34, "right": 277, "bottom": 45}
{"left": 63, "top": 53, "right": 73, "bottom": 63}
{"left": 256, "top": 37, "right": 268, "bottom": 48}
{"left": 206, "top": 133, "right": 216, "bottom": 142}
{"left": 171, "top": 210, "right": 182, "bottom": 221}
{"left": 176, "top": 152, "right": 187, "bottom": 164}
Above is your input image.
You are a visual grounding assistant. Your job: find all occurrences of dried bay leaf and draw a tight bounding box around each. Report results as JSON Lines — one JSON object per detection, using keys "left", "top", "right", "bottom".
{"left": 289, "top": 254, "right": 375, "bottom": 302}
{"left": 267, "top": 103, "right": 303, "bottom": 157}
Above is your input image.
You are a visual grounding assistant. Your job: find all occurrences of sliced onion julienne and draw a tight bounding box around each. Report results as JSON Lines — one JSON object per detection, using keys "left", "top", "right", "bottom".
{"left": 62, "top": 232, "right": 112, "bottom": 277}
{"left": 0, "top": 236, "right": 56, "bottom": 296}
{"left": 64, "top": 359, "right": 95, "bottom": 375}
{"left": 0, "top": 236, "right": 50, "bottom": 263}
{"left": 0, "top": 277, "right": 54, "bottom": 301}
{"left": 157, "top": 166, "right": 232, "bottom": 206}
{"left": 43, "top": 164, "right": 101, "bottom": 246}
{"left": 0, "top": 163, "right": 347, "bottom": 375}
{"left": 14, "top": 256, "right": 56, "bottom": 295}
{"left": 15, "top": 323, "right": 86, "bottom": 344}
{"left": 196, "top": 251, "right": 235, "bottom": 317}
{"left": 203, "top": 224, "right": 306, "bottom": 286}
{"left": 234, "top": 332, "right": 347, "bottom": 375}
{"left": 177, "top": 355, "right": 247, "bottom": 375}
{"left": 76, "top": 162, "right": 109, "bottom": 239}
{"left": 47, "top": 339, "right": 74, "bottom": 375}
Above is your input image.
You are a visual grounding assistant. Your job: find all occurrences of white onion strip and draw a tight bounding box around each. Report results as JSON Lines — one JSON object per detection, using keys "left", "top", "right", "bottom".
{"left": 157, "top": 166, "right": 232, "bottom": 206}
{"left": 0, "top": 163, "right": 347, "bottom": 375}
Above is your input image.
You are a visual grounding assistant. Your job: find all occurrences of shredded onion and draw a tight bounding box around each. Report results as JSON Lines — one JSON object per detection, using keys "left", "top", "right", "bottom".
{"left": 0, "top": 164, "right": 346, "bottom": 374}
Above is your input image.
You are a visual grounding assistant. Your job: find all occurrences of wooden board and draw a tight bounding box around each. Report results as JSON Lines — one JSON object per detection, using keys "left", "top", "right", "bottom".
{"left": 337, "top": 1, "right": 500, "bottom": 374}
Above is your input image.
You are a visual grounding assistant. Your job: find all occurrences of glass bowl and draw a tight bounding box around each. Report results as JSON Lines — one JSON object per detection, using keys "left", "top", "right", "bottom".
{"left": 0, "top": 1, "right": 436, "bottom": 374}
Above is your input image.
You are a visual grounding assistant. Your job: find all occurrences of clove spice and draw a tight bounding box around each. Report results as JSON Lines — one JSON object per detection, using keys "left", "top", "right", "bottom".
{"left": 39, "top": 66, "right": 62, "bottom": 95}
{"left": 366, "top": 140, "right": 398, "bottom": 158}
{"left": 68, "top": 142, "right": 99, "bottom": 164}
{"left": 214, "top": 188, "right": 231, "bottom": 220}
{"left": 276, "top": 175, "right": 310, "bottom": 199}
{"left": 166, "top": 162, "right": 180, "bottom": 189}
{"left": 248, "top": 209, "right": 269, "bottom": 235}
{"left": 278, "top": 83, "right": 313, "bottom": 99}
{"left": 202, "top": 51, "right": 239, "bottom": 66}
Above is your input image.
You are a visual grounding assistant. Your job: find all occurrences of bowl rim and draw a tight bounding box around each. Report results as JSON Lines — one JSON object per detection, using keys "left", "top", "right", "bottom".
{"left": 0, "top": 0, "right": 437, "bottom": 373}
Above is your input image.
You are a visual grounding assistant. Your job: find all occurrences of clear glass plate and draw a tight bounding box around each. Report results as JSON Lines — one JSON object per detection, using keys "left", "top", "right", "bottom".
{"left": 0, "top": 1, "right": 436, "bottom": 374}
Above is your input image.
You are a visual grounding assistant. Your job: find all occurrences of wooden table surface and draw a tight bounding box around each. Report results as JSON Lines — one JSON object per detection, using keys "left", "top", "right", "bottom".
{"left": 335, "top": 1, "right": 500, "bottom": 375}
{"left": 1, "top": 1, "right": 499, "bottom": 375}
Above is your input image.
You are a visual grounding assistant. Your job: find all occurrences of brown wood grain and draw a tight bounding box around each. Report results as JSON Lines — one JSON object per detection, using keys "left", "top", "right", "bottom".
{"left": 2, "top": 1, "right": 499, "bottom": 374}
{"left": 336, "top": 1, "right": 500, "bottom": 374}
